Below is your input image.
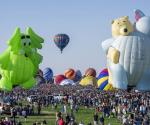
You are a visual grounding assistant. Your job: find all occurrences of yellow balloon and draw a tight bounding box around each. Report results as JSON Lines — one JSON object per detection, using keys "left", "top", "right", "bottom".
{"left": 80, "top": 76, "right": 97, "bottom": 86}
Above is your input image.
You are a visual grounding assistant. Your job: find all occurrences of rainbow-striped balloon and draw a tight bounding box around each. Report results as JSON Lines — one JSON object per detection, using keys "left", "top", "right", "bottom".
{"left": 97, "top": 68, "right": 113, "bottom": 91}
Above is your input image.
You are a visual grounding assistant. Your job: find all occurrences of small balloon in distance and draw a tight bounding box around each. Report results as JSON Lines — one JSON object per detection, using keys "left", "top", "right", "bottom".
{"left": 53, "top": 34, "right": 70, "bottom": 53}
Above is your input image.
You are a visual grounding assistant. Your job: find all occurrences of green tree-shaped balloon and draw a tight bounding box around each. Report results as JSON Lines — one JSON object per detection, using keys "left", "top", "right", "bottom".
{"left": 0, "top": 27, "right": 44, "bottom": 91}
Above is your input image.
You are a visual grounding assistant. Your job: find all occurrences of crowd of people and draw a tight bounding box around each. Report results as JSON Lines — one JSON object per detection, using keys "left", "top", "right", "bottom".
{"left": 0, "top": 84, "right": 150, "bottom": 125}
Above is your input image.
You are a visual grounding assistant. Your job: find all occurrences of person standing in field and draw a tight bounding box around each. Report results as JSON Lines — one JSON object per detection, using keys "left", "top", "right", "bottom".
{"left": 58, "top": 117, "right": 65, "bottom": 125}
{"left": 64, "top": 104, "right": 67, "bottom": 114}
{"left": 100, "top": 115, "right": 104, "bottom": 125}
{"left": 93, "top": 112, "right": 98, "bottom": 125}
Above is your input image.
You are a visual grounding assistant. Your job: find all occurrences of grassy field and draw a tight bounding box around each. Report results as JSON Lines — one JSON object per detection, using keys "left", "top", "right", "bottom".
{"left": 0, "top": 105, "right": 122, "bottom": 125}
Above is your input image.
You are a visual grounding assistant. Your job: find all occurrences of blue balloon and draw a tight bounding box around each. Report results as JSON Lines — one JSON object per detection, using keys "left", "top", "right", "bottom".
{"left": 54, "top": 34, "right": 70, "bottom": 53}
{"left": 43, "top": 68, "right": 53, "bottom": 82}
{"left": 74, "top": 70, "right": 82, "bottom": 82}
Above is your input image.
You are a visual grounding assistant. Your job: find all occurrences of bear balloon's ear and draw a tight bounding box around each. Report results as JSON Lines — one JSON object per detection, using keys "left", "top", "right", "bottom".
{"left": 123, "top": 16, "right": 129, "bottom": 19}
{"left": 7, "top": 27, "right": 21, "bottom": 53}
{"left": 111, "top": 20, "right": 114, "bottom": 24}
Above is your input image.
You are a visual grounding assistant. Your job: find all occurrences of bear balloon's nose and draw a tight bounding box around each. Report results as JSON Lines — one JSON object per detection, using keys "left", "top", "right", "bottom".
{"left": 124, "top": 28, "right": 128, "bottom": 32}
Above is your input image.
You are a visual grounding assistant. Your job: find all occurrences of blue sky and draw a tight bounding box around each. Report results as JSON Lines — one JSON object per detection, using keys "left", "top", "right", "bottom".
{"left": 0, "top": 0, "right": 149, "bottom": 75}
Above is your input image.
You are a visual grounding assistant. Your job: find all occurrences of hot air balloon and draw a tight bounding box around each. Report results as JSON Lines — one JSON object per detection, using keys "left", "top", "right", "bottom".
{"left": 64, "top": 68, "right": 76, "bottom": 80}
{"left": 0, "top": 27, "right": 44, "bottom": 91}
{"left": 54, "top": 34, "right": 70, "bottom": 53}
{"left": 37, "top": 69, "right": 43, "bottom": 77}
{"left": 60, "top": 79, "right": 75, "bottom": 86}
{"left": 85, "top": 68, "right": 96, "bottom": 77}
{"left": 74, "top": 70, "right": 82, "bottom": 82}
{"left": 80, "top": 76, "right": 97, "bottom": 86}
{"left": 55, "top": 74, "right": 66, "bottom": 85}
{"left": 97, "top": 68, "right": 113, "bottom": 91}
{"left": 35, "top": 75, "right": 45, "bottom": 85}
{"left": 102, "top": 9, "right": 150, "bottom": 90}
{"left": 43, "top": 68, "right": 53, "bottom": 83}
{"left": 134, "top": 9, "right": 145, "bottom": 21}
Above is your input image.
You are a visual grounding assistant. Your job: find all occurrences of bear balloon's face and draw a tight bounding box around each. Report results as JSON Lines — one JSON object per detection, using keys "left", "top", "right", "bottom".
{"left": 112, "top": 16, "right": 133, "bottom": 37}
{"left": 20, "top": 34, "right": 34, "bottom": 57}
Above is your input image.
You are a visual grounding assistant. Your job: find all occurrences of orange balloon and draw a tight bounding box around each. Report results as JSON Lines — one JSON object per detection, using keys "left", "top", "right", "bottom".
{"left": 64, "top": 68, "right": 76, "bottom": 80}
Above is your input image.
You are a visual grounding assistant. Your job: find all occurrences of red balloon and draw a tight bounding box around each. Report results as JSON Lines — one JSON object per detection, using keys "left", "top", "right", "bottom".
{"left": 55, "top": 74, "right": 66, "bottom": 84}
{"left": 85, "top": 68, "right": 96, "bottom": 77}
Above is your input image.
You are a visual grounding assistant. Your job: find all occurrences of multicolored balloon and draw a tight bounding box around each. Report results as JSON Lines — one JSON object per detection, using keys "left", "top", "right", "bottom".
{"left": 64, "top": 68, "right": 76, "bottom": 80}
{"left": 134, "top": 9, "right": 145, "bottom": 22}
{"left": 54, "top": 34, "right": 70, "bottom": 53}
{"left": 43, "top": 68, "right": 53, "bottom": 83}
{"left": 55, "top": 74, "right": 66, "bottom": 85}
{"left": 85, "top": 68, "right": 96, "bottom": 77}
{"left": 97, "top": 68, "right": 113, "bottom": 91}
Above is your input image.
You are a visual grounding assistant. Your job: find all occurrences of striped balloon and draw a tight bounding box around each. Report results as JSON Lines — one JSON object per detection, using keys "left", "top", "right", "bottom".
{"left": 97, "top": 68, "right": 113, "bottom": 91}
{"left": 43, "top": 68, "right": 53, "bottom": 82}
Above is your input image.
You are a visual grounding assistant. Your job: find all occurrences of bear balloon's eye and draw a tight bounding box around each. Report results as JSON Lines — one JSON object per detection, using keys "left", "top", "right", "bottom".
{"left": 21, "top": 35, "right": 25, "bottom": 39}
{"left": 118, "top": 22, "right": 120, "bottom": 24}
{"left": 26, "top": 35, "right": 30, "bottom": 39}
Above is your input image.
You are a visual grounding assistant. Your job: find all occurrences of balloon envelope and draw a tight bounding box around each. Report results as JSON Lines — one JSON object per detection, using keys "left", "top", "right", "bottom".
{"left": 110, "top": 35, "right": 150, "bottom": 87}
{"left": 97, "top": 68, "right": 113, "bottom": 91}
{"left": 85, "top": 68, "right": 96, "bottom": 77}
{"left": 55, "top": 74, "right": 66, "bottom": 85}
{"left": 37, "top": 69, "right": 43, "bottom": 77}
{"left": 80, "top": 76, "right": 97, "bottom": 86}
{"left": 97, "top": 68, "right": 108, "bottom": 80}
{"left": 54, "top": 34, "right": 70, "bottom": 53}
{"left": 43, "top": 68, "right": 53, "bottom": 82}
{"left": 35, "top": 75, "right": 45, "bottom": 85}
{"left": 134, "top": 9, "right": 145, "bottom": 21}
{"left": 74, "top": 70, "right": 82, "bottom": 82}
{"left": 60, "top": 79, "right": 75, "bottom": 86}
{"left": 64, "top": 68, "right": 76, "bottom": 80}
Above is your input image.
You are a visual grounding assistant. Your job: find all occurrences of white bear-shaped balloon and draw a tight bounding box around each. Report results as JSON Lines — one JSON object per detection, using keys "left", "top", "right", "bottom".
{"left": 102, "top": 9, "right": 150, "bottom": 90}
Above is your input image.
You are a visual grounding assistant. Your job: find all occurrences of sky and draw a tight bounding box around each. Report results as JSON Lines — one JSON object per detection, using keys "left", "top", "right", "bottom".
{"left": 0, "top": 0, "right": 149, "bottom": 75}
